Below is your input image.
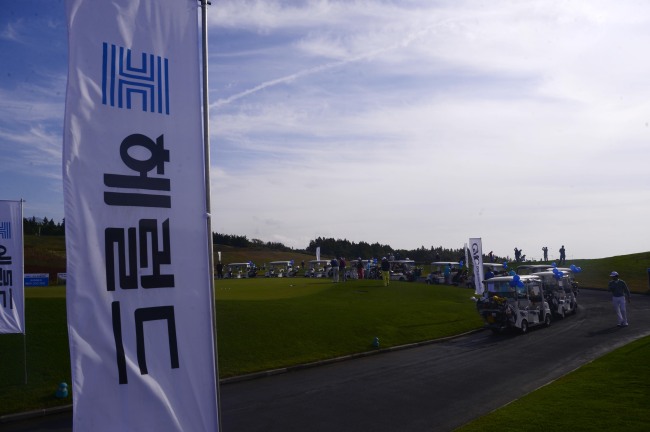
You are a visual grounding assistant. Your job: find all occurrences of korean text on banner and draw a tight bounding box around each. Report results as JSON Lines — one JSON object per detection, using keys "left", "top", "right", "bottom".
{"left": 63, "top": 1, "right": 219, "bottom": 431}
{"left": 469, "top": 238, "right": 485, "bottom": 295}
{"left": 0, "top": 200, "right": 25, "bottom": 334}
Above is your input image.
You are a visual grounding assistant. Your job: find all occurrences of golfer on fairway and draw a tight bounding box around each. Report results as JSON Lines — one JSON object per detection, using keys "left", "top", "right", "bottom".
{"left": 381, "top": 257, "right": 390, "bottom": 286}
{"left": 608, "top": 271, "right": 630, "bottom": 327}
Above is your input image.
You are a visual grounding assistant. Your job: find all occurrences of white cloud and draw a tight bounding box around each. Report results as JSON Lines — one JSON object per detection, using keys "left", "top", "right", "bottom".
{"left": 205, "top": 0, "right": 650, "bottom": 258}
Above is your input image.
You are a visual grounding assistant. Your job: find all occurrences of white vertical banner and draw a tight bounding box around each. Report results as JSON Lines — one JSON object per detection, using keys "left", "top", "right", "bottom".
{"left": 316, "top": 246, "right": 321, "bottom": 261}
{"left": 469, "top": 238, "right": 485, "bottom": 295}
{"left": 0, "top": 200, "right": 25, "bottom": 334}
{"left": 63, "top": 1, "right": 219, "bottom": 431}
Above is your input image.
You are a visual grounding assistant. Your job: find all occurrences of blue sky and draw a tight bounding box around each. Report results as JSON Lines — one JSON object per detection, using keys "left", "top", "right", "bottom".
{"left": 2, "top": 0, "right": 650, "bottom": 261}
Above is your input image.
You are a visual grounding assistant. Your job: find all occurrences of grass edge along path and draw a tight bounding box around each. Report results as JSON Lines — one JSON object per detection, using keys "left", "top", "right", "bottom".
{"left": 457, "top": 334, "right": 650, "bottom": 432}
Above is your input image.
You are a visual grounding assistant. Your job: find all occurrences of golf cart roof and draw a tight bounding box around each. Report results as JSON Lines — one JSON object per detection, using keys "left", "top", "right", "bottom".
{"left": 516, "top": 264, "right": 553, "bottom": 273}
{"left": 554, "top": 267, "right": 576, "bottom": 273}
{"left": 430, "top": 261, "right": 460, "bottom": 266}
{"left": 308, "top": 260, "right": 330, "bottom": 264}
{"left": 227, "top": 262, "right": 251, "bottom": 266}
{"left": 269, "top": 260, "right": 292, "bottom": 265}
{"left": 484, "top": 274, "right": 541, "bottom": 283}
{"left": 483, "top": 263, "right": 504, "bottom": 269}
{"left": 533, "top": 270, "right": 570, "bottom": 279}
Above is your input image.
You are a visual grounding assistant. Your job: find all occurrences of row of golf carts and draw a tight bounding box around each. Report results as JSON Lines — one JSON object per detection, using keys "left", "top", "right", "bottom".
{"left": 222, "top": 261, "right": 301, "bottom": 278}
{"left": 475, "top": 263, "right": 581, "bottom": 334}
{"left": 303, "top": 259, "right": 422, "bottom": 281}
{"left": 221, "top": 259, "right": 423, "bottom": 281}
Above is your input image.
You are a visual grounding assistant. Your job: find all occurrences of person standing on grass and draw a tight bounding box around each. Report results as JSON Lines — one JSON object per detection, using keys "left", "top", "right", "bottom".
{"left": 339, "top": 257, "right": 347, "bottom": 282}
{"left": 608, "top": 271, "right": 630, "bottom": 327}
{"left": 331, "top": 257, "right": 339, "bottom": 283}
{"left": 356, "top": 258, "right": 364, "bottom": 280}
{"left": 542, "top": 246, "right": 548, "bottom": 261}
{"left": 216, "top": 262, "right": 224, "bottom": 279}
{"left": 559, "top": 245, "right": 566, "bottom": 264}
{"left": 381, "top": 257, "right": 391, "bottom": 286}
{"left": 444, "top": 263, "right": 451, "bottom": 284}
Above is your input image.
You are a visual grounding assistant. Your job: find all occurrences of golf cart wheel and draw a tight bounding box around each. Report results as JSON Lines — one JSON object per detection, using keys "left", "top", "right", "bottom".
{"left": 544, "top": 314, "right": 551, "bottom": 327}
{"left": 520, "top": 320, "right": 528, "bottom": 334}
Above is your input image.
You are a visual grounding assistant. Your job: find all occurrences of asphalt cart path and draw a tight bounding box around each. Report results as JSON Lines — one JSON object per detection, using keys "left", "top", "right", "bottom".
{"left": 5, "top": 289, "right": 650, "bottom": 432}
{"left": 222, "top": 289, "right": 650, "bottom": 431}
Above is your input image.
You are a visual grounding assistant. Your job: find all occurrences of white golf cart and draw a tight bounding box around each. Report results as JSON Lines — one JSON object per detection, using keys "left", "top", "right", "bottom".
{"left": 223, "top": 262, "right": 256, "bottom": 279}
{"left": 388, "top": 259, "right": 420, "bottom": 282}
{"left": 534, "top": 271, "right": 578, "bottom": 318}
{"left": 265, "top": 261, "right": 298, "bottom": 278}
{"left": 476, "top": 274, "right": 552, "bottom": 334}
{"left": 426, "top": 262, "right": 460, "bottom": 284}
{"left": 348, "top": 259, "right": 377, "bottom": 280}
{"left": 483, "top": 263, "right": 507, "bottom": 277}
{"left": 303, "top": 260, "right": 331, "bottom": 278}
{"left": 554, "top": 266, "right": 581, "bottom": 297}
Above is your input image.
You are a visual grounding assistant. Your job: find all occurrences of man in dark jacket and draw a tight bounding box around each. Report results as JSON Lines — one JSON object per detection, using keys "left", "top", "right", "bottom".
{"left": 608, "top": 271, "right": 630, "bottom": 327}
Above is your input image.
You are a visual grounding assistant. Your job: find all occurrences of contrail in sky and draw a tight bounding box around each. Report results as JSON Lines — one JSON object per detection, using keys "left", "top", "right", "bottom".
{"left": 211, "top": 19, "right": 449, "bottom": 109}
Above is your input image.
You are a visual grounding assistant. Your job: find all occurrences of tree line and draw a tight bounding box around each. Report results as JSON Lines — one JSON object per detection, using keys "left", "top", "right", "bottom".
{"left": 215, "top": 233, "right": 506, "bottom": 264}
{"left": 23, "top": 217, "right": 65, "bottom": 236}
{"left": 22, "top": 219, "right": 506, "bottom": 264}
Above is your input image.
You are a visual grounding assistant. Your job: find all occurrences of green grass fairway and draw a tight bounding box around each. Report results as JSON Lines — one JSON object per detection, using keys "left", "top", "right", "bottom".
{"left": 0, "top": 288, "right": 70, "bottom": 416}
{"left": 458, "top": 335, "right": 650, "bottom": 431}
{"left": 215, "top": 278, "right": 482, "bottom": 377}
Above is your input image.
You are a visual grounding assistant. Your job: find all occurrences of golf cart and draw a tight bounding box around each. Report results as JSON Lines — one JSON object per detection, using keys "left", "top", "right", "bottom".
{"left": 304, "top": 260, "right": 331, "bottom": 278}
{"left": 426, "top": 262, "right": 461, "bottom": 285}
{"left": 483, "top": 263, "right": 507, "bottom": 278}
{"left": 476, "top": 274, "right": 552, "bottom": 334}
{"left": 467, "top": 263, "right": 506, "bottom": 290}
{"left": 554, "top": 266, "right": 581, "bottom": 297}
{"left": 534, "top": 271, "right": 578, "bottom": 318}
{"left": 347, "top": 259, "right": 375, "bottom": 280}
{"left": 388, "top": 259, "right": 420, "bottom": 282}
{"left": 224, "top": 262, "right": 257, "bottom": 279}
{"left": 265, "top": 261, "right": 298, "bottom": 278}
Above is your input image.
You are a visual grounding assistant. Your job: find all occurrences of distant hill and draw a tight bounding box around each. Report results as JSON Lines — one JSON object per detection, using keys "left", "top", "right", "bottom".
{"left": 23, "top": 235, "right": 318, "bottom": 281}
{"left": 22, "top": 235, "right": 650, "bottom": 293}
{"left": 24, "top": 235, "right": 66, "bottom": 278}
{"left": 214, "top": 244, "right": 318, "bottom": 267}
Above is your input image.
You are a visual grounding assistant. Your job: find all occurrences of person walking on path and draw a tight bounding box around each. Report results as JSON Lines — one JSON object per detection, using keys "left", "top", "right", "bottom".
{"left": 381, "top": 257, "right": 391, "bottom": 286}
{"left": 542, "top": 246, "right": 548, "bottom": 261}
{"left": 608, "top": 271, "right": 631, "bottom": 327}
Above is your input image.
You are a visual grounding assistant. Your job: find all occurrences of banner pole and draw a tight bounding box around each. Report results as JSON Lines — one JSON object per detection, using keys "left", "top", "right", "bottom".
{"left": 199, "top": 0, "right": 222, "bottom": 428}
{"left": 21, "top": 199, "right": 27, "bottom": 385}
{"left": 23, "top": 333, "right": 27, "bottom": 384}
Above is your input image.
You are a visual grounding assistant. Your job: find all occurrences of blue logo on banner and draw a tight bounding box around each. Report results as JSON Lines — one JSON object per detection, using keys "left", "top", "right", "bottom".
{"left": 0, "top": 222, "right": 10, "bottom": 239}
{"left": 102, "top": 43, "right": 170, "bottom": 115}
